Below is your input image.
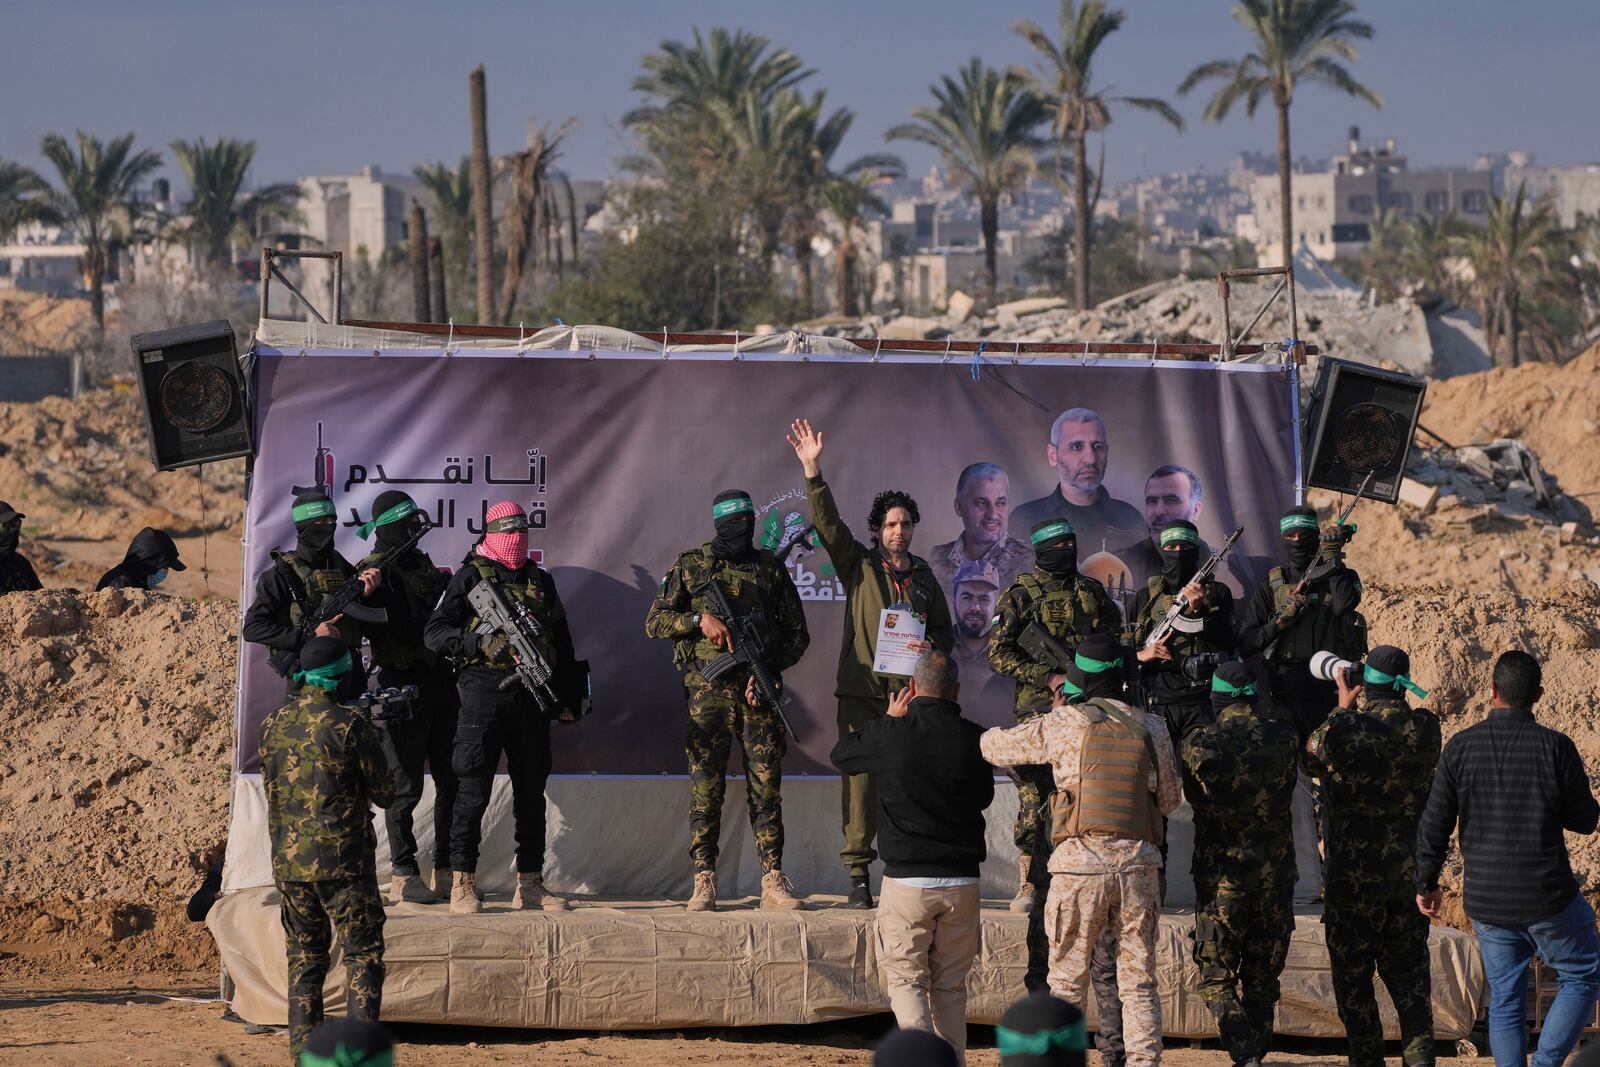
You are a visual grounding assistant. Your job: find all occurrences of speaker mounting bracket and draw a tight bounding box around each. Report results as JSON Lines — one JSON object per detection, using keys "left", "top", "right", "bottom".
{"left": 258, "top": 248, "right": 343, "bottom": 325}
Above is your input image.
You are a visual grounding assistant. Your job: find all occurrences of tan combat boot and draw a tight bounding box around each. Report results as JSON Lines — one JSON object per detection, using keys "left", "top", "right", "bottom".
{"left": 686, "top": 869, "right": 717, "bottom": 912}
{"left": 1010, "top": 855, "right": 1035, "bottom": 914}
{"left": 512, "top": 871, "right": 571, "bottom": 911}
{"left": 450, "top": 871, "right": 483, "bottom": 915}
{"left": 391, "top": 873, "right": 439, "bottom": 904}
{"left": 760, "top": 870, "right": 806, "bottom": 911}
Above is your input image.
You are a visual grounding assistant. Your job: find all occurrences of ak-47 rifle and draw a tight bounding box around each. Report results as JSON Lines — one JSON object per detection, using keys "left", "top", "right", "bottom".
{"left": 266, "top": 517, "right": 429, "bottom": 677}
{"left": 698, "top": 576, "right": 798, "bottom": 739}
{"left": 1262, "top": 470, "right": 1373, "bottom": 660}
{"left": 1142, "top": 526, "right": 1244, "bottom": 650}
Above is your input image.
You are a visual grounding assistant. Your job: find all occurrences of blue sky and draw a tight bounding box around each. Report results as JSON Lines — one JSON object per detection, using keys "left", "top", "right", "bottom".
{"left": 2, "top": 0, "right": 1595, "bottom": 189}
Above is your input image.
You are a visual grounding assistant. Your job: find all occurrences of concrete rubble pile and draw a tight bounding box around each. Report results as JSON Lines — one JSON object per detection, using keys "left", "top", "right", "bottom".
{"left": 1399, "top": 439, "right": 1594, "bottom": 542}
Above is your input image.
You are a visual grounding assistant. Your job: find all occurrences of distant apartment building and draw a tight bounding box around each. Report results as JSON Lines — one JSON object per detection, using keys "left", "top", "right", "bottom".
{"left": 1249, "top": 128, "right": 1492, "bottom": 264}
{"left": 298, "top": 165, "right": 420, "bottom": 261}
{"left": 1503, "top": 163, "right": 1600, "bottom": 227}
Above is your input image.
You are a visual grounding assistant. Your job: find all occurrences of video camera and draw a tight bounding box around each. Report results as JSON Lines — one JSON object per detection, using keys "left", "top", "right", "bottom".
{"left": 355, "top": 684, "right": 419, "bottom": 723}
{"left": 1180, "top": 652, "right": 1237, "bottom": 685}
{"left": 1309, "top": 651, "right": 1362, "bottom": 688}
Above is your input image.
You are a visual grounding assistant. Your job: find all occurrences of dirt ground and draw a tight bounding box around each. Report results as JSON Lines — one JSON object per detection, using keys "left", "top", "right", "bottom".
{"left": 0, "top": 984, "right": 1380, "bottom": 1067}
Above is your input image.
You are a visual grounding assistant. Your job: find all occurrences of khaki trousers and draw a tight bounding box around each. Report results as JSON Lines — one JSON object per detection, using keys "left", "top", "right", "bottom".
{"left": 1045, "top": 866, "right": 1163, "bottom": 1067}
{"left": 874, "top": 877, "right": 982, "bottom": 1061}
{"left": 838, "top": 695, "right": 886, "bottom": 872}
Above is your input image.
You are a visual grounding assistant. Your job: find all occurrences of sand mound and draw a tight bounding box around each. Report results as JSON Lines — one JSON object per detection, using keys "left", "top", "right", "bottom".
{"left": 0, "top": 588, "right": 235, "bottom": 976}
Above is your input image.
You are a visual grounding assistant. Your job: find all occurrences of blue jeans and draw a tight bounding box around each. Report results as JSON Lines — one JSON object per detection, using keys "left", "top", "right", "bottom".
{"left": 1474, "top": 892, "right": 1600, "bottom": 1067}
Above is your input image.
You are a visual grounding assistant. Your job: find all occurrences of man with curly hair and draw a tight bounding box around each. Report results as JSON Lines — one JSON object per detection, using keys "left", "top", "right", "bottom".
{"left": 788, "top": 418, "right": 954, "bottom": 908}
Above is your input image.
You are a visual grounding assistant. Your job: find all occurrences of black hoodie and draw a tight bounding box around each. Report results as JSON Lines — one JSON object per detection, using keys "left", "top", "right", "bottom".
{"left": 96, "top": 528, "right": 185, "bottom": 591}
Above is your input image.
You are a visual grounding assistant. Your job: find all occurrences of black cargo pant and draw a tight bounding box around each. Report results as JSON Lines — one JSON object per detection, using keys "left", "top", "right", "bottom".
{"left": 449, "top": 682, "right": 553, "bottom": 874}
{"left": 1022, "top": 766, "right": 1125, "bottom": 1060}
{"left": 377, "top": 667, "right": 460, "bottom": 877}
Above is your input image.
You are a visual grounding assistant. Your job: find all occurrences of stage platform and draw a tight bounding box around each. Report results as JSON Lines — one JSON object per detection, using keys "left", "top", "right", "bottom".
{"left": 210, "top": 887, "right": 1485, "bottom": 1039}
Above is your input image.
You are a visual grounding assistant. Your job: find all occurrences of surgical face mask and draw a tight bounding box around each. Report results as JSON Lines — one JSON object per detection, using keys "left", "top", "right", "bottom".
{"left": 147, "top": 568, "right": 169, "bottom": 588}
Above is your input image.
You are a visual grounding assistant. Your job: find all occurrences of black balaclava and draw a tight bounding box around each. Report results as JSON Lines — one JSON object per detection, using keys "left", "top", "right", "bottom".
{"left": 1075, "top": 632, "right": 1123, "bottom": 700}
{"left": 292, "top": 490, "right": 337, "bottom": 564}
{"left": 710, "top": 489, "right": 756, "bottom": 561}
{"left": 299, "top": 1017, "right": 395, "bottom": 1067}
{"left": 365, "top": 489, "right": 426, "bottom": 550}
{"left": 1363, "top": 644, "right": 1411, "bottom": 700}
{"left": 1158, "top": 520, "right": 1201, "bottom": 588}
{"left": 1210, "top": 659, "right": 1258, "bottom": 717}
{"left": 1031, "top": 519, "right": 1078, "bottom": 577}
{"left": 996, "top": 991, "right": 1088, "bottom": 1067}
{"left": 0, "top": 501, "right": 22, "bottom": 557}
{"left": 873, "top": 1027, "right": 958, "bottom": 1067}
{"left": 1280, "top": 505, "right": 1320, "bottom": 572}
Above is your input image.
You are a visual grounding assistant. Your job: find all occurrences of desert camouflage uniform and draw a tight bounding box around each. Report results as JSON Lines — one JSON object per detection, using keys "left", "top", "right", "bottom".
{"left": 981, "top": 701, "right": 1182, "bottom": 1067}
{"left": 261, "top": 687, "right": 395, "bottom": 1061}
{"left": 1306, "top": 693, "right": 1441, "bottom": 1067}
{"left": 646, "top": 543, "right": 809, "bottom": 873}
{"left": 1182, "top": 702, "right": 1300, "bottom": 1063}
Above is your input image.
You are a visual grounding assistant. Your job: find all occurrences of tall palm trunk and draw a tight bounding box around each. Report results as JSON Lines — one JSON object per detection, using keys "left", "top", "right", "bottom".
{"left": 86, "top": 242, "right": 106, "bottom": 342}
{"left": 1276, "top": 97, "right": 1293, "bottom": 270}
{"left": 981, "top": 197, "right": 999, "bottom": 296}
{"left": 470, "top": 65, "right": 496, "bottom": 324}
{"left": 428, "top": 237, "right": 448, "bottom": 323}
{"left": 1072, "top": 126, "right": 1091, "bottom": 309}
{"left": 409, "top": 200, "right": 431, "bottom": 323}
{"left": 836, "top": 235, "right": 860, "bottom": 317}
{"left": 796, "top": 241, "right": 814, "bottom": 319}
{"left": 564, "top": 179, "right": 580, "bottom": 267}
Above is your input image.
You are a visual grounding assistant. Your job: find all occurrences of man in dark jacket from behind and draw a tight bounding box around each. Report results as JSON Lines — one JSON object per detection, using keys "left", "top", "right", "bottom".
{"left": 832, "top": 649, "right": 995, "bottom": 1062}
{"left": 96, "top": 527, "right": 186, "bottom": 590}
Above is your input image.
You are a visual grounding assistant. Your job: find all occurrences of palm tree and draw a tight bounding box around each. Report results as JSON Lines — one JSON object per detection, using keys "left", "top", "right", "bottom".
{"left": 40, "top": 130, "right": 163, "bottom": 339}
{"left": 0, "top": 159, "right": 58, "bottom": 243}
{"left": 1013, "top": 2, "right": 1184, "bottom": 308}
{"left": 1455, "top": 185, "right": 1562, "bottom": 367}
{"left": 414, "top": 157, "right": 473, "bottom": 301}
{"left": 824, "top": 163, "right": 902, "bottom": 316}
{"left": 1401, "top": 212, "right": 1464, "bottom": 296}
{"left": 888, "top": 58, "right": 1046, "bottom": 296}
{"left": 1179, "top": 0, "right": 1381, "bottom": 271}
{"left": 500, "top": 118, "right": 575, "bottom": 320}
{"left": 469, "top": 65, "right": 496, "bottom": 324}
{"left": 1354, "top": 205, "right": 1407, "bottom": 300}
{"left": 169, "top": 136, "right": 300, "bottom": 274}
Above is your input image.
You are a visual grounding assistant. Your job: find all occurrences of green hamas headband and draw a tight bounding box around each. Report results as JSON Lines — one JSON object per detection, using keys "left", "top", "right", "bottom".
{"left": 1212, "top": 674, "right": 1257, "bottom": 697}
{"left": 299, "top": 1048, "right": 394, "bottom": 1067}
{"left": 995, "top": 1020, "right": 1087, "bottom": 1057}
{"left": 1363, "top": 664, "right": 1429, "bottom": 699}
{"left": 1160, "top": 526, "right": 1200, "bottom": 547}
{"left": 1031, "top": 520, "right": 1075, "bottom": 546}
{"left": 292, "top": 650, "right": 353, "bottom": 692}
{"left": 485, "top": 514, "right": 529, "bottom": 534}
{"left": 1280, "top": 514, "right": 1319, "bottom": 534}
{"left": 1075, "top": 650, "right": 1118, "bottom": 675}
{"left": 1058, "top": 676, "right": 1085, "bottom": 700}
{"left": 292, "top": 499, "right": 337, "bottom": 523}
{"left": 356, "top": 499, "right": 419, "bottom": 540}
{"left": 711, "top": 497, "right": 754, "bottom": 519}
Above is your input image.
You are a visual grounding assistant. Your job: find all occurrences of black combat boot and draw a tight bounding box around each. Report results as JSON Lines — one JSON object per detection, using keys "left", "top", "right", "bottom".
{"left": 847, "top": 873, "right": 874, "bottom": 909}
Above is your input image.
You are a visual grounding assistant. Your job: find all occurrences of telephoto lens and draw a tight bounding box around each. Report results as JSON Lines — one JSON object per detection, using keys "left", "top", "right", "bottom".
{"left": 1309, "top": 650, "right": 1362, "bottom": 687}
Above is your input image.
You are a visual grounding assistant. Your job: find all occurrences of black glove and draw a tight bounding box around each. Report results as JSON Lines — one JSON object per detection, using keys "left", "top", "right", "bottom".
{"left": 477, "top": 632, "right": 510, "bottom": 662}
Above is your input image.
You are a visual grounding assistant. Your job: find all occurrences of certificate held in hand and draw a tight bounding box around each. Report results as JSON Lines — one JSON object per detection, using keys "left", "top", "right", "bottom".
{"left": 873, "top": 608, "right": 926, "bottom": 676}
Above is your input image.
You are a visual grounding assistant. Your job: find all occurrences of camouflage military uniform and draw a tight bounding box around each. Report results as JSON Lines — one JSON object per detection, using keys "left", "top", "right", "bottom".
{"left": 928, "top": 534, "right": 1035, "bottom": 617}
{"left": 646, "top": 544, "right": 809, "bottom": 873}
{"left": 988, "top": 569, "right": 1121, "bottom": 853}
{"left": 1182, "top": 702, "right": 1300, "bottom": 1063}
{"left": 260, "top": 687, "right": 396, "bottom": 1060}
{"left": 243, "top": 548, "right": 368, "bottom": 701}
{"left": 1306, "top": 694, "right": 1441, "bottom": 1067}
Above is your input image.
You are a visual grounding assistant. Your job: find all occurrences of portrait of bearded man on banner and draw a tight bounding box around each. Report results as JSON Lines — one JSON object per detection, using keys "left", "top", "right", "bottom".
{"left": 947, "top": 559, "right": 1015, "bottom": 727}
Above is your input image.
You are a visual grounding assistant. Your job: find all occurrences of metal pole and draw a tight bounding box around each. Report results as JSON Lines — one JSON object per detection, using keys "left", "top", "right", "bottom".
{"left": 1218, "top": 275, "right": 1233, "bottom": 361}
{"left": 1286, "top": 260, "right": 1301, "bottom": 364}
{"left": 259, "top": 248, "right": 272, "bottom": 319}
{"left": 333, "top": 251, "right": 343, "bottom": 325}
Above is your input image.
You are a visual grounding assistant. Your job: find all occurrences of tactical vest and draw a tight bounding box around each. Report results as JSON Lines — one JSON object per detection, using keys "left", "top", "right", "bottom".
{"left": 677, "top": 553, "right": 774, "bottom": 671}
{"left": 271, "top": 549, "right": 355, "bottom": 644}
{"left": 360, "top": 550, "right": 448, "bottom": 671}
{"left": 1266, "top": 566, "right": 1368, "bottom": 663}
{"left": 1051, "top": 698, "right": 1163, "bottom": 846}
{"left": 1135, "top": 576, "right": 1215, "bottom": 658}
{"left": 460, "top": 556, "right": 554, "bottom": 670}
{"left": 1016, "top": 571, "right": 1106, "bottom": 645}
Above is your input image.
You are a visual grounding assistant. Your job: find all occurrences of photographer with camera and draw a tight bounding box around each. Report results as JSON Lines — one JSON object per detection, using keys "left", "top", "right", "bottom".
{"left": 356, "top": 490, "right": 460, "bottom": 906}
{"left": 261, "top": 635, "right": 396, "bottom": 1061}
{"left": 1304, "top": 644, "right": 1441, "bottom": 1067}
{"left": 1236, "top": 506, "right": 1365, "bottom": 744}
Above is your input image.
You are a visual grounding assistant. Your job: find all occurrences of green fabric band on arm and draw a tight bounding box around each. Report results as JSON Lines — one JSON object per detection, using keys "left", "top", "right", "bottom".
{"left": 292, "top": 499, "right": 337, "bottom": 523}
{"left": 356, "top": 499, "right": 419, "bottom": 540}
{"left": 1030, "top": 520, "right": 1075, "bottom": 545}
{"left": 995, "top": 1021, "right": 1087, "bottom": 1057}
{"left": 711, "top": 496, "right": 754, "bottom": 519}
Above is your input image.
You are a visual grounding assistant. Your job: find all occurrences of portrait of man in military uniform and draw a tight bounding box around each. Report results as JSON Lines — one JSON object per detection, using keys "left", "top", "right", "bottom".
{"left": 929, "top": 462, "right": 1034, "bottom": 614}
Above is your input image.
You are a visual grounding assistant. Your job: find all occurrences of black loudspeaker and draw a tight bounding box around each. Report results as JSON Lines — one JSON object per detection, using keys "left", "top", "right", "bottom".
{"left": 1302, "top": 357, "right": 1426, "bottom": 505}
{"left": 130, "top": 319, "right": 253, "bottom": 471}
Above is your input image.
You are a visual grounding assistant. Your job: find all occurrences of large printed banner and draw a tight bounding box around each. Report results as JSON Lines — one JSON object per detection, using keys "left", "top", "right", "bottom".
{"left": 239, "top": 347, "right": 1301, "bottom": 775}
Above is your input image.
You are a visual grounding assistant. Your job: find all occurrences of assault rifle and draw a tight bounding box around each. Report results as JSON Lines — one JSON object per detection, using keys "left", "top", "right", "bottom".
{"left": 698, "top": 576, "right": 798, "bottom": 740}
{"left": 1018, "top": 621, "right": 1075, "bottom": 675}
{"left": 1262, "top": 471, "right": 1373, "bottom": 661}
{"left": 1141, "top": 526, "right": 1243, "bottom": 650}
{"left": 266, "top": 517, "right": 430, "bottom": 677}
{"left": 467, "top": 579, "right": 561, "bottom": 714}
